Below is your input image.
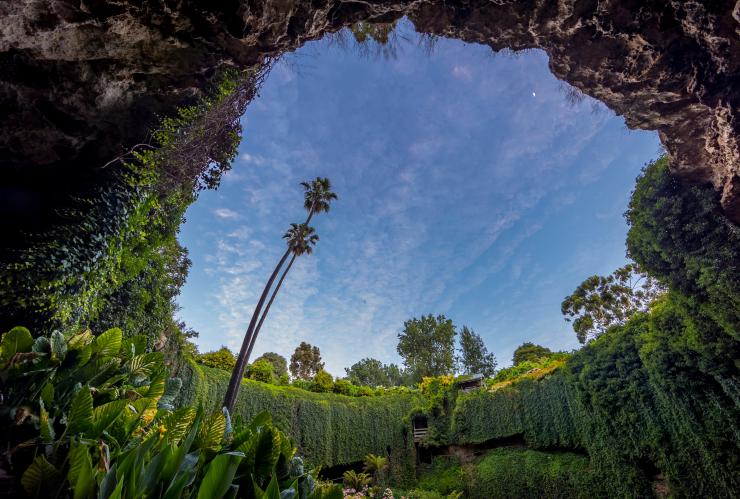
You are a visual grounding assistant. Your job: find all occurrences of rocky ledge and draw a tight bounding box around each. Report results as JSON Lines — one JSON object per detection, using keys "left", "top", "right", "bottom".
{"left": 1, "top": 0, "right": 738, "bottom": 224}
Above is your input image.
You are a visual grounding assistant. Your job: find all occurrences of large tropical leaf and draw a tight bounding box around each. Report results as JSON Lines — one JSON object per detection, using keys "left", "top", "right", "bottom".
{"left": 252, "top": 427, "right": 282, "bottom": 485}
{"left": 158, "top": 407, "right": 196, "bottom": 443}
{"left": 91, "top": 400, "right": 128, "bottom": 437}
{"left": 253, "top": 474, "right": 284, "bottom": 499}
{"left": 67, "top": 386, "right": 94, "bottom": 436}
{"left": 40, "top": 382, "right": 54, "bottom": 406}
{"left": 197, "top": 452, "right": 244, "bottom": 499}
{"left": 195, "top": 411, "right": 226, "bottom": 451}
{"left": 68, "top": 329, "right": 94, "bottom": 349}
{"left": 39, "top": 400, "right": 55, "bottom": 443}
{"left": 68, "top": 443, "right": 95, "bottom": 499}
{"left": 0, "top": 326, "right": 33, "bottom": 362}
{"left": 93, "top": 328, "right": 122, "bottom": 358}
{"left": 21, "top": 455, "right": 61, "bottom": 497}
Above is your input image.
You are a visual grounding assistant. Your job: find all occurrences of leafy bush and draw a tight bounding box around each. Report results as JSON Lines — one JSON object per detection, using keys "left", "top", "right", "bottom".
{"left": 333, "top": 378, "right": 354, "bottom": 395}
{"left": 197, "top": 346, "right": 236, "bottom": 371}
{"left": 416, "top": 457, "right": 465, "bottom": 496}
{"left": 343, "top": 470, "right": 371, "bottom": 490}
{"left": 248, "top": 358, "right": 275, "bottom": 383}
{"left": 311, "top": 369, "right": 334, "bottom": 393}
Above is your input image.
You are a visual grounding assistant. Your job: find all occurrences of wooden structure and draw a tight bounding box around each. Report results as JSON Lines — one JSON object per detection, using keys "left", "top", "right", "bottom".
{"left": 412, "top": 416, "right": 428, "bottom": 443}
{"left": 456, "top": 374, "right": 485, "bottom": 393}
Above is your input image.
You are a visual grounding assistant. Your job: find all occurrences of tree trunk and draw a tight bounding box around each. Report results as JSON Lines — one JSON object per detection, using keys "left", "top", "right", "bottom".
{"left": 223, "top": 248, "right": 291, "bottom": 412}
{"left": 245, "top": 254, "right": 296, "bottom": 362}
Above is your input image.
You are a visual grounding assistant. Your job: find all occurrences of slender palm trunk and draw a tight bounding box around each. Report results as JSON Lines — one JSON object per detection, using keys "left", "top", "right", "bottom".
{"left": 245, "top": 254, "right": 296, "bottom": 362}
{"left": 223, "top": 248, "right": 291, "bottom": 412}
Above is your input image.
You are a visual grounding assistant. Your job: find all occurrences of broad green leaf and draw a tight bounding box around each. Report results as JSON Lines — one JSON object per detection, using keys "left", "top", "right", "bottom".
{"left": 68, "top": 329, "right": 94, "bottom": 349}
{"left": 121, "top": 335, "right": 147, "bottom": 359}
{"left": 40, "top": 382, "right": 54, "bottom": 406}
{"left": 197, "top": 452, "right": 244, "bottom": 499}
{"left": 253, "top": 474, "right": 282, "bottom": 499}
{"left": 21, "top": 455, "right": 60, "bottom": 497}
{"left": 195, "top": 411, "right": 226, "bottom": 451}
{"left": 91, "top": 400, "right": 127, "bottom": 437}
{"left": 40, "top": 400, "right": 55, "bottom": 443}
{"left": 249, "top": 411, "right": 272, "bottom": 432}
{"left": 144, "top": 371, "right": 166, "bottom": 399}
{"left": 1, "top": 326, "right": 33, "bottom": 361}
{"left": 158, "top": 407, "right": 196, "bottom": 443}
{"left": 94, "top": 328, "right": 122, "bottom": 358}
{"left": 252, "top": 427, "right": 281, "bottom": 484}
{"left": 68, "top": 443, "right": 95, "bottom": 499}
{"left": 67, "top": 386, "right": 94, "bottom": 436}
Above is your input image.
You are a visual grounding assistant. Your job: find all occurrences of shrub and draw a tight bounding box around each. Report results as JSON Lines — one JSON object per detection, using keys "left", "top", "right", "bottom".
{"left": 343, "top": 470, "right": 372, "bottom": 490}
{"left": 333, "top": 378, "right": 354, "bottom": 395}
{"left": 311, "top": 369, "right": 334, "bottom": 393}
{"left": 416, "top": 457, "right": 465, "bottom": 496}
{"left": 247, "top": 358, "right": 274, "bottom": 383}
{"left": 196, "top": 346, "right": 236, "bottom": 371}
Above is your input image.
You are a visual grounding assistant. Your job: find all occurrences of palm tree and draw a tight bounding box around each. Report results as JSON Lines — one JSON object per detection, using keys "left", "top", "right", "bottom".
{"left": 244, "top": 224, "right": 318, "bottom": 362}
{"left": 223, "top": 178, "right": 336, "bottom": 412}
{"left": 302, "top": 177, "right": 337, "bottom": 225}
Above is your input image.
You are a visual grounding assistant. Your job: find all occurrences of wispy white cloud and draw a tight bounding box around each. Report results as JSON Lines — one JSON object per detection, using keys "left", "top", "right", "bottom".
{"left": 214, "top": 208, "right": 239, "bottom": 219}
{"left": 177, "top": 22, "right": 661, "bottom": 375}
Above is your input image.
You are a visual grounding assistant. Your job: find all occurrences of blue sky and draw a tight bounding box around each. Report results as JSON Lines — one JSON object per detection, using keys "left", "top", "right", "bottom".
{"left": 177, "top": 23, "right": 661, "bottom": 376}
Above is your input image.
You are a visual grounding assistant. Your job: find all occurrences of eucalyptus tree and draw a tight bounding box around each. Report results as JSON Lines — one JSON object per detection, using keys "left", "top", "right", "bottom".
{"left": 223, "top": 178, "right": 336, "bottom": 412}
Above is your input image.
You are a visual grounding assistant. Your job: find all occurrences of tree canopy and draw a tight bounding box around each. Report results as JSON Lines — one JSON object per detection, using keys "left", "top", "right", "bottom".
{"left": 397, "top": 314, "right": 456, "bottom": 382}
{"left": 290, "top": 342, "right": 325, "bottom": 380}
{"left": 345, "top": 358, "right": 406, "bottom": 387}
{"left": 254, "top": 352, "right": 288, "bottom": 378}
{"left": 512, "top": 342, "right": 553, "bottom": 366}
{"left": 457, "top": 326, "right": 497, "bottom": 377}
{"left": 561, "top": 262, "right": 664, "bottom": 343}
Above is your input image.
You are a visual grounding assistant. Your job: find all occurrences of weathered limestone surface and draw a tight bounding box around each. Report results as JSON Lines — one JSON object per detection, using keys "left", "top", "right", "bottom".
{"left": 1, "top": 0, "right": 738, "bottom": 223}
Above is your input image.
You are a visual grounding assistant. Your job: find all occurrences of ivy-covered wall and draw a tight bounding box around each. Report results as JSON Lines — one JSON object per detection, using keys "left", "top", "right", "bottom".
{"left": 177, "top": 360, "right": 419, "bottom": 479}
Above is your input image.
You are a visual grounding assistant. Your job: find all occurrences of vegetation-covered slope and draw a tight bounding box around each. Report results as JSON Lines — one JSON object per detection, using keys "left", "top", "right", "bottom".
{"left": 176, "top": 360, "right": 418, "bottom": 479}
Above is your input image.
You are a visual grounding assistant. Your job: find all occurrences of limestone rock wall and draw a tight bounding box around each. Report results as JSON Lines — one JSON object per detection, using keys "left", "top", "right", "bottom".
{"left": 1, "top": 0, "right": 738, "bottom": 225}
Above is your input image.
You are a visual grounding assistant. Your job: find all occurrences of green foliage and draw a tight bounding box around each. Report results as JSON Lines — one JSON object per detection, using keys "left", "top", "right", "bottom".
{"left": 345, "top": 358, "right": 407, "bottom": 387}
{"left": 249, "top": 359, "right": 276, "bottom": 384}
{"left": 176, "top": 361, "right": 418, "bottom": 480}
{"left": 397, "top": 315, "right": 456, "bottom": 383}
{"left": 626, "top": 155, "right": 740, "bottom": 337}
{"left": 0, "top": 68, "right": 258, "bottom": 345}
{"left": 561, "top": 262, "right": 664, "bottom": 343}
{"left": 416, "top": 457, "right": 465, "bottom": 496}
{"left": 310, "top": 369, "right": 334, "bottom": 393}
{"left": 255, "top": 352, "right": 289, "bottom": 378}
{"left": 197, "top": 346, "right": 237, "bottom": 371}
{"left": 332, "top": 378, "right": 354, "bottom": 395}
{"left": 511, "top": 342, "right": 553, "bottom": 365}
{"left": 488, "top": 353, "right": 568, "bottom": 385}
{"left": 363, "top": 454, "right": 389, "bottom": 484}
{"left": 470, "top": 449, "right": 607, "bottom": 499}
{"left": 343, "top": 470, "right": 372, "bottom": 490}
{"left": 290, "top": 342, "right": 325, "bottom": 380}
{"left": 0, "top": 325, "right": 340, "bottom": 498}
{"left": 456, "top": 326, "right": 497, "bottom": 376}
